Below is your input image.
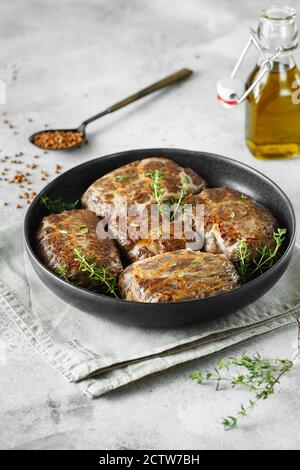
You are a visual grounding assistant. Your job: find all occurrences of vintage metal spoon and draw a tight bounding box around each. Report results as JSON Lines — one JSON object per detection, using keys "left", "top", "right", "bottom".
{"left": 29, "top": 68, "right": 193, "bottom": 150}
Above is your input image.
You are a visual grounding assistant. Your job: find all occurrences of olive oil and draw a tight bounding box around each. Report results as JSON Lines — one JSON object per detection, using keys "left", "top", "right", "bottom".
{"left": 244, "top": 5, "right": 300, "bottom": 160}
{"left": 246, "top": 62, "right": 300, "bottom": 159}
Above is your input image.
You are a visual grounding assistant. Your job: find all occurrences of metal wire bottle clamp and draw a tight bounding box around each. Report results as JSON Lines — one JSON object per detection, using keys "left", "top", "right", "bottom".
{"left": 217, "top": 29, "right": 284, "bottom": 108}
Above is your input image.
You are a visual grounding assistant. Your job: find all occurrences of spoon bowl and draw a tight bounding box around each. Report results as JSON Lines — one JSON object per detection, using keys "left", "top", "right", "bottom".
{"left": 30, "top": 125, "right": 87, "bottom": 151}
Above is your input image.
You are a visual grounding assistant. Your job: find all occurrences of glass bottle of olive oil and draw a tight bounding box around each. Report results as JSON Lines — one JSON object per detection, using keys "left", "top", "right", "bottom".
{"left": 246, "top": 6, "right": 300, "bottom": 159}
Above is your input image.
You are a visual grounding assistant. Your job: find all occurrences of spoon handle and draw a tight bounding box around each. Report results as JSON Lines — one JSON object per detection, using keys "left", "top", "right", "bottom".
{"left": 82, "top": 68, "right": 193, "bottom": 126}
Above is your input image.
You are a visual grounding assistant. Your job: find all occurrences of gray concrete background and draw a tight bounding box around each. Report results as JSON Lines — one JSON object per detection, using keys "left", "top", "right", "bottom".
{"left": 0, "top": 0, "right": 299, "bottom": 450}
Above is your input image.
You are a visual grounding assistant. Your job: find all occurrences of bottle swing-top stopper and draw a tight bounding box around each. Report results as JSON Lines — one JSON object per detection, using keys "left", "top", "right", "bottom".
{"left": 217, "top": 29, "right": 283, "bottom": 109}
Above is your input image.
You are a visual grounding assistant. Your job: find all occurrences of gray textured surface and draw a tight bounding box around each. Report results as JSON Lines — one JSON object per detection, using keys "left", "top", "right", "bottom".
{"left": 0, "top": 0, "right": 299, "bottom": 450}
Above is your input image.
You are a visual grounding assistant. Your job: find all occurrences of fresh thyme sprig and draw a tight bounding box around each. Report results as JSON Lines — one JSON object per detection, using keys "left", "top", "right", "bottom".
{"left": 190, "top": 352, "right": 293, "bottom": 429}
{"left": 171, "top": 175, "right": 190, "bottom": 221}
{"left": 234, "top": 228, "right": 287, "bottom": 283}
{"left": 235, "top": 239, "right": 251, "bottom": 281}
{"left": 74, "top": 248, "right": 119, "bottom": 298}
{"left": 146, "top": 170, "right": 191, "bottom": 219}
{"left": 40, "top": 194, "right": 79, "bottom": 214}
{"left": 146, "top": 170, "right": 165, "bottom": 214}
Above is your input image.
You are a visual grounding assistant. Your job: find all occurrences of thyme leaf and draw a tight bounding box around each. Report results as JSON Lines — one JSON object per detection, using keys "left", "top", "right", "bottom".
{"left": 59, "top": 229, "right": 68, "bottom": 237}
{"left": 40, "top": 194, "right": 79, "bottom": 213}
{"left": 56, "top": 264, "right": 70, "bottom": 282}
{"left": 190, "top": 352, "right": 293, "bottom": 429}
{"left": 74, "top": 248, "right": 119, "bottom": 298}
{"left": 115, "top": 173, "right": 135, "bottom": 182}
{"left": 79, "top": 224, "right": 89, "bottom": 234}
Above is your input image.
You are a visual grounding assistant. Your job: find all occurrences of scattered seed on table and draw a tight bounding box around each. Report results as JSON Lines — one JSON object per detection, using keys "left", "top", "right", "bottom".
{"left": 54, "top": 164, "right": 62, "bottom": 174}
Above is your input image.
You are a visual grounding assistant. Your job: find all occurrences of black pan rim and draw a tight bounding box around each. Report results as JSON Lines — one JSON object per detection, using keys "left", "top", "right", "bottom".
{"left": 24, "top": 147, "right": 297, "bottom": 307}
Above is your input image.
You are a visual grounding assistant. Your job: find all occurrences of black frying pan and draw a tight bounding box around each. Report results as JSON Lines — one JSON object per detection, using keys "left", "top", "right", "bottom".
{"left": 24, "top": 149, "right": 296, "bottom": 327}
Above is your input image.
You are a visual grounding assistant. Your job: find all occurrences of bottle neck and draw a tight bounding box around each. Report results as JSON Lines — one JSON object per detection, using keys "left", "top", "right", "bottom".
{"left": 257, "top": 50, "right": 296, "bottom": 71}
{"left": 256, "top": 6, "right": 298, "bottom": 72}
{"left": 258, "top": 6, "right": 298, "bottom": 51}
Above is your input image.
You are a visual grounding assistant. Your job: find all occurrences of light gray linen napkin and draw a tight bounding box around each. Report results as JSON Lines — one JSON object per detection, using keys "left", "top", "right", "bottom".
{"left": 0, "top": 223, "right": 299, "bottom": 397}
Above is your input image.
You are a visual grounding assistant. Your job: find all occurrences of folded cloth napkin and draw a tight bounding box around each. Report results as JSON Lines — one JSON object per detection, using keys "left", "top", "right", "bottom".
{"left": 0, "top": 223, "right": 299, "bottom": 398}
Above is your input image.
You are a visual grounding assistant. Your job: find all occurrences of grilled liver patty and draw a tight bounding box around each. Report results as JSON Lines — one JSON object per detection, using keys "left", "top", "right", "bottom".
{"left": 82, "top": 157, "right": 206, "bottom": 217}
{"left": 119, "top": 250, "right": 240, "bottom": 303}
{"left": 193, "top": 188, "right": 278, "bottom": 261}
{"left": 81, "top": 157, "right": 206, "bottom": 262}
{"left": 36, "top": 209, "right": 123, "bottom": 290}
